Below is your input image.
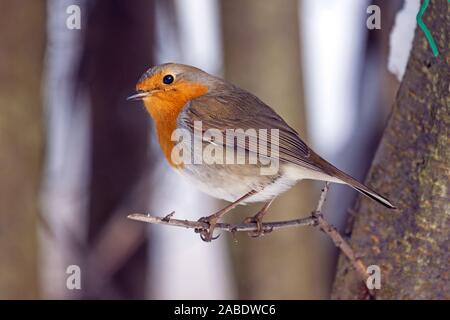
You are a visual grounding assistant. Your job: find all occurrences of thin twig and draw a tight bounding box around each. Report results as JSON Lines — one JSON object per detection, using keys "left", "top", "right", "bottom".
{"left": 128, "top": 183, "right": 371, "bottom": 291}
{"left": 311, "top": 183, "right": 368, "bottom": 283}
{"left": 127, "top": 213, "right": 316, "bottom": 233}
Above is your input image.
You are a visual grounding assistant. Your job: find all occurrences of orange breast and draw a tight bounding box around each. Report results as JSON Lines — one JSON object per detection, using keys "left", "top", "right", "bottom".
{"left": 142, "top": 82, "right": 208, "bottom": 167}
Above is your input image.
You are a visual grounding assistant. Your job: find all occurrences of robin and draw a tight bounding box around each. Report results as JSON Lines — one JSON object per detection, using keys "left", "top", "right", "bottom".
{"left": 128, "top": 63, "right": 395, "bottom": 241}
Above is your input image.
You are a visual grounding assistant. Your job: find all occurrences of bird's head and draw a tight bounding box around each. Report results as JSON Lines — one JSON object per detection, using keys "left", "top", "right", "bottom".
{"left": 128, "top": 63, "right": 213, "bottom": 109}
{"left": 128, "top": 63, "right": 218, "bottom": 166}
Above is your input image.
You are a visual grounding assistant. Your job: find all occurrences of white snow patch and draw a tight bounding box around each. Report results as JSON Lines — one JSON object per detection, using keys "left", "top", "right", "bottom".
{"left": 388, "top": 0, "right": 420, "bottom": 81}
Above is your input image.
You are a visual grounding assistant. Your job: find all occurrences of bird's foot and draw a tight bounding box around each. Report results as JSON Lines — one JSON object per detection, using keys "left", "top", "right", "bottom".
{"left": 243, "top": 214, "right": 270, "bottom": 238}
{"left": 196, "top": 216, "right": 220, "bottom": 242}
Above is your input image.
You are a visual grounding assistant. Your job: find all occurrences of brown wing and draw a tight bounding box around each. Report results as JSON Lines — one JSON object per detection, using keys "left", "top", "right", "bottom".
{"left": 177, "top": 85, "right": 396, "bottom": 209}
{"left": 177, "top": 85, "right": 322, "bottom": 172}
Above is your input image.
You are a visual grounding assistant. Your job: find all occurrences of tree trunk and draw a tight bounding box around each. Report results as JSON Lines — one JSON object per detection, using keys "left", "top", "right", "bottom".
{"left": 0, "top": 0, "right": 45, "bottom": 299}
{"left": 332, "top": 0, "right": 449, "bottom": 299}
{"left": 79, "top": 0, "right": 156, "bottom": 299}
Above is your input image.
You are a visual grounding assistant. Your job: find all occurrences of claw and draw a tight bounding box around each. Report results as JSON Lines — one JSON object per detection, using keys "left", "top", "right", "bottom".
{"left": 242, "top": 199, "right": 274, "bottom": 238}
{"left": 199, "top": 232, "right": 209, "bottom": 242}
{"left": 195, "top": 191, "right": 258, "bottom": 242}
{"left": 212, "top": 233, "right": 221, "bottom": 240}
{"left": 244, "top": 216, "right": 266, "bottom": 238}
{"left": 197, "top": 216, "right": 220, "bottom": 242}
{"left": 200, "top": 232, "right": 220, "bottom": 241}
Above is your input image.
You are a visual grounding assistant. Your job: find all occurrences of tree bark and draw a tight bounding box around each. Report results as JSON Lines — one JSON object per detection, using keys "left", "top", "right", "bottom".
{"left": 332, "top": 0, "right": 449, "bottom": 299}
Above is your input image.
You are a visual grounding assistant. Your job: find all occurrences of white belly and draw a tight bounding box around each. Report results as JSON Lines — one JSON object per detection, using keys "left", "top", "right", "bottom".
{"left": 175, "top": 163, "right": 298, "bottom": 204}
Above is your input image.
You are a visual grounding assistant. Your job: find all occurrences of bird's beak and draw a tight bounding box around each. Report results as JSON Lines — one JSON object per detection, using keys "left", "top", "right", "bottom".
{"left": 127, "top": 91, "right": 150, "bottom": 101}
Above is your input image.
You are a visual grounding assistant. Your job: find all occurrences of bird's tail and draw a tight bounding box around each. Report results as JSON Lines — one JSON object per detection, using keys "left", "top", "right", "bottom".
{"left": 332, "top": 168, "right": 396, "bottom": 209}
{"left": 309, "top": 153, "right": 396, "bottom": 209}
{"left": 348, "top": 179, "right": 396, "bottom": 209}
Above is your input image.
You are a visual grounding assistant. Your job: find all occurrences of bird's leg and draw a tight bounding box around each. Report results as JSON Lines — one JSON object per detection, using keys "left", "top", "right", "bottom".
{"left": 197, "top": 190, "right": 257, "bottom": 242}
{"left": 243, "top": 198, "right": 275, "bottom": 237}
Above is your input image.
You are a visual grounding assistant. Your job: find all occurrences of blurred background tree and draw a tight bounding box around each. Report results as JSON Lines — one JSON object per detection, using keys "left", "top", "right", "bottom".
{"left": 79, "top": 0, "right": 155, "bottom": 299}
{"left": 0, "top": 0, "right": 45, "bottom": 299}
{"left": 39, "top": 0, "right": 158, "bottom": 299}
{"left": 220, "top": 0, "right": 325, "bottom": 299}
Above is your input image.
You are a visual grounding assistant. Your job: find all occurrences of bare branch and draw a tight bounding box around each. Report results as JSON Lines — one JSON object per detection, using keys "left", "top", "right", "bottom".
{"left": 312, "top": 182, "right": 372, "bottom": 297}
{"left": 128, "top": 182, "right": 371, "bottom": 294}
{"left": 127, "top": 213, "right": 316, "bottom": 233}
{"left": 314, "top": 212, "right": 368, "bottom": 282}
{"left": 315, "top": 181, "right": 329, "bottom": 212}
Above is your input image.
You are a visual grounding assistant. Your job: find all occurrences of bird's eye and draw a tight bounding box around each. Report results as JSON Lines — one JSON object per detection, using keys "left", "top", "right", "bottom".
{"left": 163, "top": 74, "right": 174, "bottom": 85}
